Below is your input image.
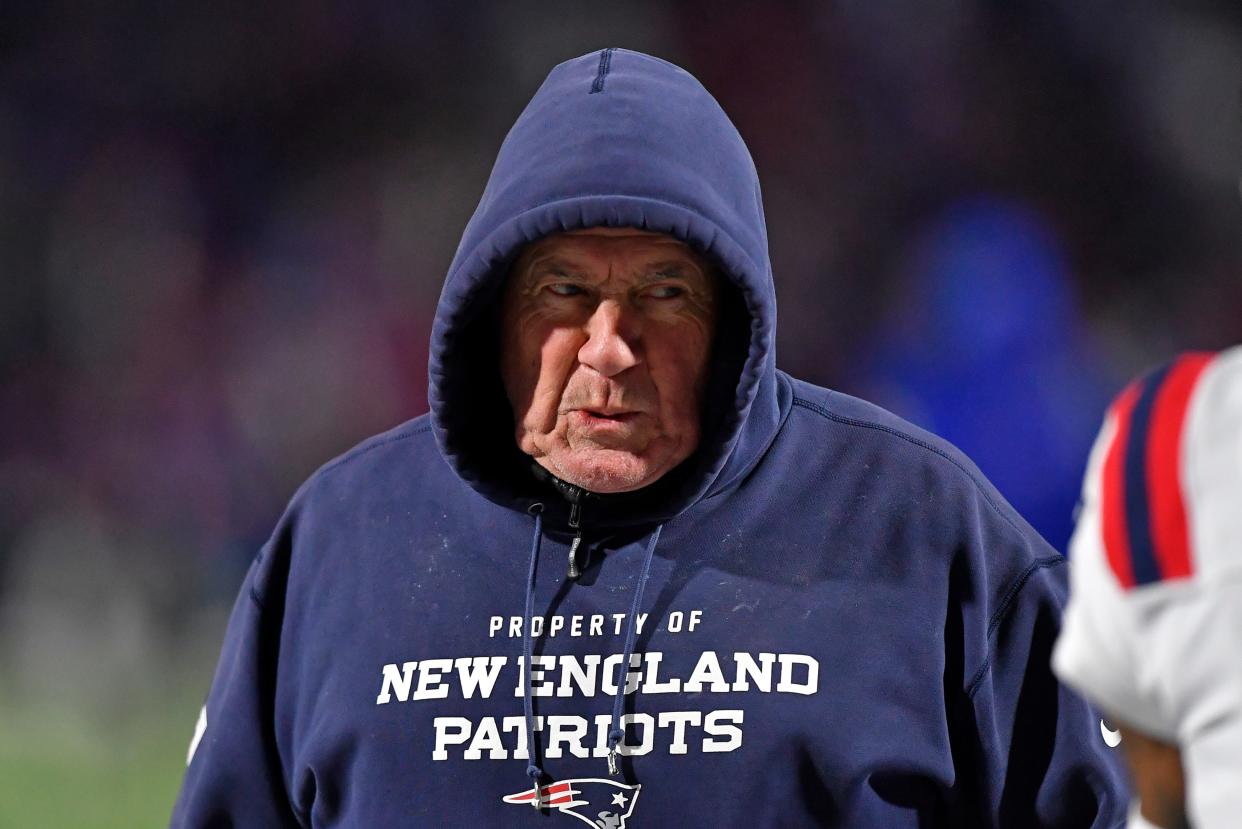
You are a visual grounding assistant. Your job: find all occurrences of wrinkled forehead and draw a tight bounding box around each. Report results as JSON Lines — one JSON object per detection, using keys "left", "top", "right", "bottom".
{"left": 509, "top": 226, "right": 715, "bottom": 283}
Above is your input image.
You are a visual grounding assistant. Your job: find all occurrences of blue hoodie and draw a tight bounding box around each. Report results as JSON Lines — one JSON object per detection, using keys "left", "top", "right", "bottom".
{"left": 172, "top": 49, "right": 1129, "bottom": 828}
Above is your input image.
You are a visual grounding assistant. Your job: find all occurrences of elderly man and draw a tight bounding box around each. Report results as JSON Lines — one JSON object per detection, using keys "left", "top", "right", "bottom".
{"left": 172, "top": 49, "right": 1127, "bottom": 827}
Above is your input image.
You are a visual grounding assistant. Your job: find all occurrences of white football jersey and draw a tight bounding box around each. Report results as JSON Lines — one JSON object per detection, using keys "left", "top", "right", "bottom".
{"left": 1053, "top": 347, "right": 1242, "bottom": 829}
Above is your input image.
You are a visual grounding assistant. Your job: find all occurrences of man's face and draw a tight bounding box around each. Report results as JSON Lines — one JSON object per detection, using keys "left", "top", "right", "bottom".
{"left": 499, "top": 228, "right": 719, "bottom": 494}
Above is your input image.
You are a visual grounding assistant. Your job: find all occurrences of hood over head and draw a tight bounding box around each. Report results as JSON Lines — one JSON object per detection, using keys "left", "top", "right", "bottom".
{"left": 429, "top": 48, "right": 781, "bottom": 529}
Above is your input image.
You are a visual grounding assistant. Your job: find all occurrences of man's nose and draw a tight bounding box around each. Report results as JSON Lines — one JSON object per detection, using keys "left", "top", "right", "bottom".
{"left": 578, "top": 300, "right": 640, "bottom": 377}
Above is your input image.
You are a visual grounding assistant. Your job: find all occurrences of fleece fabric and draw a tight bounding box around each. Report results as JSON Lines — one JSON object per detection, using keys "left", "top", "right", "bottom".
{"left": 172, "top": 48, "right": 1129, "bottom": 828}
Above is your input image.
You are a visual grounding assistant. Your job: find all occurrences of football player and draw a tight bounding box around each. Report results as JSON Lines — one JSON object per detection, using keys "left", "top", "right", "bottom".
{"left": 1054, "top": 348, "right": 1242, "bottom": 829}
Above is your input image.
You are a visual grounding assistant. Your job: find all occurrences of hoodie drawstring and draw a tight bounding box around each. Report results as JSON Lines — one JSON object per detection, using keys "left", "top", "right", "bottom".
{"left": 606, "top": 523, "right": 662, "bottom": 775}
{"left": 522, "top": 504, "right": 546, "bottom": 807}
{"left": 520, "top": 504, "right": 664, "bottom": 801}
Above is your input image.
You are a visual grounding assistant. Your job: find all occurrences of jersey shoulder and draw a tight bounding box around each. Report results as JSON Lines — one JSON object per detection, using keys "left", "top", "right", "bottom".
{"left": 1078, "top": 347, "right": 1242, "bottom": 591}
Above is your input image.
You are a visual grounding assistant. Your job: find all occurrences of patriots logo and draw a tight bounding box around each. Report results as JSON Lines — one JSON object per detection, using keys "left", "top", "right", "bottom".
{"left": 503, "top": 778, "right": 641, "bottom": 828}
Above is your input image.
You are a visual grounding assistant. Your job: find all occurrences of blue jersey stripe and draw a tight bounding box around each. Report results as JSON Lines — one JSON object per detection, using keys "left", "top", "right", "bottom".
{"left": 1122, "top": 362, "right": 1173, "bottom": 586}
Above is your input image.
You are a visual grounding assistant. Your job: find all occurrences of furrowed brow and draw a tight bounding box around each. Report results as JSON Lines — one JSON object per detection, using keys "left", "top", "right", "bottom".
{"left": 640, "top": 261, "right": 704, "bottom": 283}
{"left": 525, "top": 258, "right": 587, "bottom": 282}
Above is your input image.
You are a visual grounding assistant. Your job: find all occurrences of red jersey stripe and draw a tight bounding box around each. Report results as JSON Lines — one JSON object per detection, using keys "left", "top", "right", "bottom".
{"left": 1144, "top": 352, "right": 1215, "bottom": 582}
{"left": 1102, "top": 382, "right": 1141, "bottom": 589}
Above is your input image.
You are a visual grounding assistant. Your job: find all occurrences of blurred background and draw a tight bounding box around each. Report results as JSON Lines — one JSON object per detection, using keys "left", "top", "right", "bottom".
{"left": 1, "top": 1, "right": 1240, "bottom": 824}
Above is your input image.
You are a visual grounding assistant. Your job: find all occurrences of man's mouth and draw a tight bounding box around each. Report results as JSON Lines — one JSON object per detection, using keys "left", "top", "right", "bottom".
{"left": 577, "top": 409, "right": 640, "bottom": 423}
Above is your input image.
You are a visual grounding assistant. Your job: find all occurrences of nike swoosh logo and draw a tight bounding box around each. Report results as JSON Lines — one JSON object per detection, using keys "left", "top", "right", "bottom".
{"left": 187, "top": 705, "right": 208, "bottom": 765}
{"left": 1099, "top": 719, "right": 1121, "bottom": 747}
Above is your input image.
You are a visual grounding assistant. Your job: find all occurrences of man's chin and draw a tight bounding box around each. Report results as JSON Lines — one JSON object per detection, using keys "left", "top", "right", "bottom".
{"left": 543, "top": 450, "right": 665, "bottom": 494}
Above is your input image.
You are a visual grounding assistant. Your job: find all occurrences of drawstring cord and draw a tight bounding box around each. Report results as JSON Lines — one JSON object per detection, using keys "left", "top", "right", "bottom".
{"left": 522, "top": 504, "right": 546, "bottom": 807}
{"left": 606, "top": 524, "right": 663, "bottom": 775}
{"left": 520, "top": 502, "right": 664, "bottom": 799}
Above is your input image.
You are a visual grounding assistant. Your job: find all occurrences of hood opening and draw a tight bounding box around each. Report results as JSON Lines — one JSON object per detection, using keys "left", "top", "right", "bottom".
{"left": 439, "top": 243, "right": 754, "bottom": 530}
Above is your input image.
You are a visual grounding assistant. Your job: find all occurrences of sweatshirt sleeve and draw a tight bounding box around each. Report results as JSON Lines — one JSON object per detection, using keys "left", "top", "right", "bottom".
{"left": 963, "top": 551, "right": 1130, "bottom": 828}
{"left": 170, "top": 536, "right": 303, "bottom": 828}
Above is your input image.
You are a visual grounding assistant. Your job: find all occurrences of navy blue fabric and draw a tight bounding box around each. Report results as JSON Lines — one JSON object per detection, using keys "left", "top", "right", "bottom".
{"left": 172, "top": 49, "right": 1129, "bottom": 828}
{"left": 1121, "top": 363, "right": 1172, "bottom": 586}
